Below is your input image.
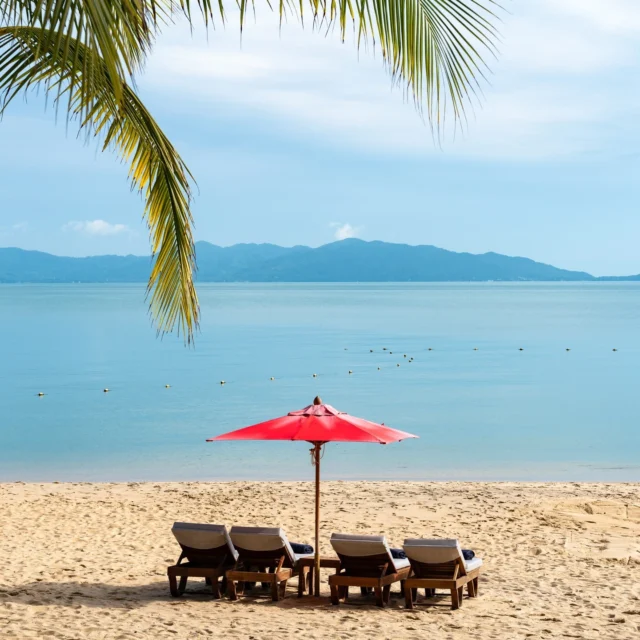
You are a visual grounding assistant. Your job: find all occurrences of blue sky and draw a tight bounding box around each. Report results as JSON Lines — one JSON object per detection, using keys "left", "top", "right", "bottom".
{"left": 1, "top": 0, "right": 639, "bottom": 275}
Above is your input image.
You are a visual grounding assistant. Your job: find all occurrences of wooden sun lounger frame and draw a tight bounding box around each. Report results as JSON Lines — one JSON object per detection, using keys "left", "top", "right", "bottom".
{"left": 167, "top": 545, "right": 235, "bottom": 599}
{"left": 403, "top": 557, "right": 480, "bottom": 610}
{"left": 225, "top": 546, "right": 310, "bottom": 602}
{"left": 329, "top": 552, "right": 411, "bottom": 608}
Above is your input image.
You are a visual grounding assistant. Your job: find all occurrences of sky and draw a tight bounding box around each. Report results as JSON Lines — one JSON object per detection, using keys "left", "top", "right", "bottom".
{"left": 0, "top": 0, "right": 639, "bottom": 276}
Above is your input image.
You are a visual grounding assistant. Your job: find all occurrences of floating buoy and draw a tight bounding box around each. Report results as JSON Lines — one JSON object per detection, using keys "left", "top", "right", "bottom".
{"left": 404, "top": 354, "right": 407, "bottom": 358}
{"left": 37, "top": 392, "right": 45, "bottom": 397}
{"left": 397, "top": 363, "right": 400, "bottom": 367}
{"left": 389, "top": 351, "right": 393, "bottom": 355}
{"left": 613, "top": 348, "right": 618, "bottom": 352}
{"left": 377, "top": 367, "right": 381, "bottom": 370}
{"left": 382, "top": 347, "right": 387, "bottom": 351}
{"left": 428, "top": 348, "right": 433, "bottom": 351}
{"left": 270, "top": 377, "right": 275, "bottom": 381}
{"left": 370, "top": 349, "right": 374, "bottom": 353}
{"left": 473, "top": 348, "right": 478, "bottom": 351}
{"left": 519, "top": 348, "right": 524, "bottom": 351}
{"left": 566, "top": 348, "right": 571, "bottom": 352}
{"left": 103, "top": 388, "right": 110, "bottom": 393}
{"left": 220, "top": 381, "right": 226, "bottom": 385}
{"left": 312, "top": 373, "right": 318, "bottom": 378}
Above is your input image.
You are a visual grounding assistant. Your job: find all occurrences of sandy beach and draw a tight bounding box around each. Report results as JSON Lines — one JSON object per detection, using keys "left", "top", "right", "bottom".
{"left": 0, "top": 481, "right": 639, "bottom": 639}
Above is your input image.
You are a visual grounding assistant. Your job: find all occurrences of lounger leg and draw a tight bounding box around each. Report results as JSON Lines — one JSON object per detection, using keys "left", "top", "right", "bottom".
{"left": 271, "top": 579, "right": 280, "bottom": 602}
{"left": 178, "top": 576, "right": 188, "bottom": 595}
{"left": 221, "top": 576, "right": 227, "bottom": 595}
{"left": 339, "top": 586, "right": 348, "bottom": 601}
{"left": 211, "top": 577, "right": 221, "bottom": 599}
{"left": 451, "top": 587, "right": 460, "bottom": 610}
{"left": 227, "top": 579, "right": 238, "bottom": 601}
{"left": 374, "top": 587, "right": 384, "bottom": 608}
{"left": 473, "top": 577, "right": 479, "bottom": 596}
{"left": 467, "top": 579, "right": 475, "bottom": 598}
{"left": 168, "top": 571, "right": 180, "bottom": 597}
{"left": 279, "top": 579, "right": 288, "bottom": 600}
{"left": 330, "top": 583, "right": 340, "bottom": 606}
{"left": 458, "top": 586, "right": 464, "bottom": 607}
{"left": 404, "top": 584, "right": 414, "bottom": 609}
{"left": 382, "top": 584, "right": 391, "bottom": 605}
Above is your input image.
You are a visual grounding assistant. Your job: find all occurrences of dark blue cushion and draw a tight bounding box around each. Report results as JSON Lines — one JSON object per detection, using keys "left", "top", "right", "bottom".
{"left": 462, "top": 549, "right": 475, "bottom": 560}
{"left": 390, "top": 548, "right": 406, "bottom": 560}
{"left": 291, "top": 542, "right": 313, "bottom": 555}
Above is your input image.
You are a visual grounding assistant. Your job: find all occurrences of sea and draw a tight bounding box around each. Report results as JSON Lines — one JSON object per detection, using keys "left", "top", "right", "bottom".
{"left": 1, "top": 283, "right": 639, "bottom": 483}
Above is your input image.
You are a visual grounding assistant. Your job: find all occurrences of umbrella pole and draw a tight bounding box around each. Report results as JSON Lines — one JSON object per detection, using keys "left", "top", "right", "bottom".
{"left": 313, "top": 442, "right": 321, "bottom": 597}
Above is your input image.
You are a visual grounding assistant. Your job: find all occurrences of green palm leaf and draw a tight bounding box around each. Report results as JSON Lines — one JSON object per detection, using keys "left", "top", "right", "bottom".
{"left": 0, "top": 25, "right": 198, "bottom": 342}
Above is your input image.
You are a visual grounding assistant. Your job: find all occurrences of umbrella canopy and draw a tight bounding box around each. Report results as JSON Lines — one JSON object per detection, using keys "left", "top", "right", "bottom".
{"left": 207, "top": 396, "right": 418, "bottom": 596}
{"left": 208, "top": 401, "right": 417, "bottom": 444}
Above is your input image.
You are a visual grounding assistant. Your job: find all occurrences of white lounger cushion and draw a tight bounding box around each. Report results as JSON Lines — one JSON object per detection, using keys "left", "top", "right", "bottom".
{"left": 330, "top": 533, "right": 409, "bottom": 572}
{"left": 172, "top": 522, "right": 238, "bottom": 561}
{"left": 403, "top": 538, "right": 482, "bottom": 574}
{"left": 464, "top": 557, "right": 483, "bottom": 573}
{"left": 230, "top": 526, "right": 297, "bottom": 565}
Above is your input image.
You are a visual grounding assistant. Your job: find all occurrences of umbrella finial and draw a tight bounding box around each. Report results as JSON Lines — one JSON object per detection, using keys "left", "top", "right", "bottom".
{"left": 313, "top": 395, "right": 323, "bottom": 406}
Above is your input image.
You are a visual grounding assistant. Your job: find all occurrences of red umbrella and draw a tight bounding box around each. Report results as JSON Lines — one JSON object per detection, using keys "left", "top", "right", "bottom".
{"left": 207, "top": 396, "right": 417, "bottom": 596}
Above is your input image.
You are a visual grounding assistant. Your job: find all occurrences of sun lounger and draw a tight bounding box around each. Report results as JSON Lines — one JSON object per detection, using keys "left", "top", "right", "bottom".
{"left": 226, "top": 526, "right": 314, "bottom": 601}
{"left": 328, "top": 533, "right": 411, "bottom": 607}
{"left": 402, "top": 538, "right": 482, "bottom": 610}
{"left": 167, "top": 522, "right": 238, "bottom": 598}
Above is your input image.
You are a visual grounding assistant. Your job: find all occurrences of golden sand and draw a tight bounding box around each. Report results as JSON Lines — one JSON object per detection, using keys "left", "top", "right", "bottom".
{"left": 1, "top": 481, "right": 639, "bottom": 639}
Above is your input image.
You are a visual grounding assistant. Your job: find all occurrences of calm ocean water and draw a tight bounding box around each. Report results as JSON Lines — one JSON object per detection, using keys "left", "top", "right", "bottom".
{"left": 0, "top": 283, "right": 639, "bottom": 482}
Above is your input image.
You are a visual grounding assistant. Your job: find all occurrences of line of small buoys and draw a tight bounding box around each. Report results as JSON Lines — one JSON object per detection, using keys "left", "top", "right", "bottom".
{"left": 31, "top": 346, "right": 628, "bottom": 399}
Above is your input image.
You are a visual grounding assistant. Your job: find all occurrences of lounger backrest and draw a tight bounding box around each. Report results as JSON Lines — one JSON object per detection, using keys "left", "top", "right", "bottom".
{"left": 403, "top": 538, "right": 466, "bottom": 577}
{"left": 171, "top": 522, "right": 238, "bottom": 563}
{"left": 330, "top": 533, "right": 399, "bottom": 574}
{"left": 229, "top": 526, "right": 296, "bottom": 568}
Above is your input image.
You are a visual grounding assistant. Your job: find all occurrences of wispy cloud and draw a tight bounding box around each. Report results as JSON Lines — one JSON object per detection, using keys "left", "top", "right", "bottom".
{"left": 330, "top": 222, "right": 360, "bottom": 241}
{"left": 63, "top": 220, "right": 130, "bottom": 236}
{"left": 139, "top": 2, "right": 640, "bottom": 161}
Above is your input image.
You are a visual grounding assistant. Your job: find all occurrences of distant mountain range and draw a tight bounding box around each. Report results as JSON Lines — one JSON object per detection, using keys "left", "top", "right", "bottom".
{"left": 1, "top": 239, "right": 638, "bottom": 283}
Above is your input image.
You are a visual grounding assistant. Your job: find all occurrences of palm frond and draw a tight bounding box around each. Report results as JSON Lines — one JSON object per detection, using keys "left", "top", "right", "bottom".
{"left": 0, "top": 0, "right": 173, "bottom": 106}
{"left": 0, "top": 25, "right": 198, "bottom": 343}
{"left": 234, "top": 1, "right": 501, "bottom": 124}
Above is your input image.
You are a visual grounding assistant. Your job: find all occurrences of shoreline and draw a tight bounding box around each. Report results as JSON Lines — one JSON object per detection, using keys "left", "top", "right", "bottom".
{"left": 1, "top": 481, "right": 638, "bottom": 639}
